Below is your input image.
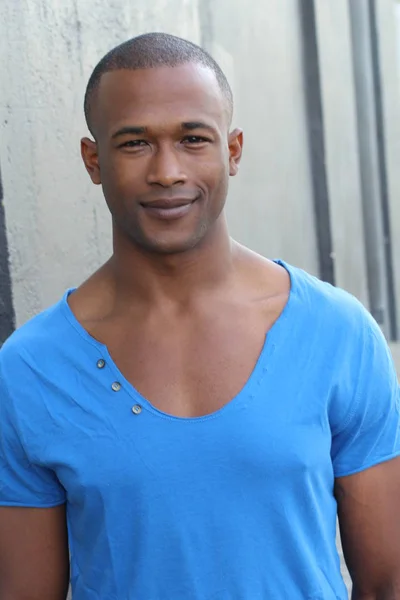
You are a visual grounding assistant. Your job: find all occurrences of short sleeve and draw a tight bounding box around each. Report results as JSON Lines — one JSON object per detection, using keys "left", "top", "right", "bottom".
{"left": 331, "top": 311, "right": 400, "bottom": 477}
{"left": 0, "top": 360, "right": 66, "bottom": 507}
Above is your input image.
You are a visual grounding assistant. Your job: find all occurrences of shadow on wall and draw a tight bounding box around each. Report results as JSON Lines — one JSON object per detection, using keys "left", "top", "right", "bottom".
{"left": 0, "top": 165, "right": 15, "bottom": 345}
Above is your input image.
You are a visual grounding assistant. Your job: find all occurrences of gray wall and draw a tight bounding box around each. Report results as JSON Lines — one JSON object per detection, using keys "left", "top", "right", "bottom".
{"left": 210, "top": 0, "right": 319, "bottom": 274}
{"left": 1, "top": 0, "right": 400, "bottom": 339}
{"left": 0, "top": 0, "right": 201, "bottom": 325}
{"left": 2, "top": 2, "right": 400, "bottom": 595}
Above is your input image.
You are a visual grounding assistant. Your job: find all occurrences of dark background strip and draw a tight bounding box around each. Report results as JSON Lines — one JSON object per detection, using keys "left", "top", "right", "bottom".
{"left": 0, "top": 164, "right": 15, "bottom": 345}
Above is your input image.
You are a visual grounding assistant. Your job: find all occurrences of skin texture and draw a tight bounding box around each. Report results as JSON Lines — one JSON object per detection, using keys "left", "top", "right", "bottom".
{"left": 86, "top": 64, "right": 237, "bottom": 255}
{"left": 0, "top": 505, "right": 69, "bottom": 600}
{"left": 335, "top": 457, "right": 400, "bottom": 599}
{"left": 1, "top": 62, "right": 399, "bottom": 599}
{"left": 75, "top": 63, "right": 291, "bottom": 418}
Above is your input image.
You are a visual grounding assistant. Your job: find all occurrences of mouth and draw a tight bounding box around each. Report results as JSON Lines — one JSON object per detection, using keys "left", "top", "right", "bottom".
{"left": 140, "top": 197, "right": 198, "bottom": 221}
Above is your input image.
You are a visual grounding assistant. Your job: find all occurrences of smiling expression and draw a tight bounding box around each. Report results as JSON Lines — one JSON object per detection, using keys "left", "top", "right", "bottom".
{"left": 81, "top": 63, "right": 243, "bottom": 254}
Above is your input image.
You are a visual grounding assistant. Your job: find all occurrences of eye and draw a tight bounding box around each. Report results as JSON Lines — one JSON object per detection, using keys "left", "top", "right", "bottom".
{"left": 119, "top": 140, "right": 147, "bottom": 148}
{"left": 182, "top": 136, "right": 211, "bottom": 145}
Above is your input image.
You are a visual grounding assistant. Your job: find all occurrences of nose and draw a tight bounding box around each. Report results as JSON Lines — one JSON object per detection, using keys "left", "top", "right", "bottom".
{"left": 146, "top": 144, "right": 187, "bottom": 187}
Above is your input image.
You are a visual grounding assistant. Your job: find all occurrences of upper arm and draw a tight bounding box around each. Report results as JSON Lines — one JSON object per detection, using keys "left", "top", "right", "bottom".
{"left": 0, "top": 504, "right": 70, "bottom": 600}
{"left": 330, "top": 307, "right": 400, "bottom": 594}
{"left": 336, "top": 457, "right": 400, "bottom": 597}
{"left": 0, "top": 353, "right": 69, "bottom": 598}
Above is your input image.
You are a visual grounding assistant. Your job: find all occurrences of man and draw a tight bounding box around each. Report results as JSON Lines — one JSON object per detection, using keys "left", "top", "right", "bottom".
{"left": 0, "top": 32, "right": 399, "bottom": 600}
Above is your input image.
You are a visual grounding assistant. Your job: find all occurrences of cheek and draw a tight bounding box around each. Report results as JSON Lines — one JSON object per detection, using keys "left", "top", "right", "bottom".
{"left": 201, "top": 164, "right": 229, "bottom": 217}
{"left": 208, "top": 155, "right": 230, "bottom": 192}
{"left": 195, "top": 150, "right": 229, "bottom": 190}
{"left": 100, "top": 156, "right": 142, "bottom": 199}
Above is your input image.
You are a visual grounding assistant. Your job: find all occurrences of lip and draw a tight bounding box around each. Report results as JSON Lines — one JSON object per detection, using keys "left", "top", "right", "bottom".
{"left": 140, "top": 197, "right": 197, "bottom": 220}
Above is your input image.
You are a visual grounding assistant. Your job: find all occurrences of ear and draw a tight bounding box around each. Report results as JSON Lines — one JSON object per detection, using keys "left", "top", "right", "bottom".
{"left": 228, "top": 128, "right": 243, "bottom": 177}
{"left": 81, "top": 137, "right": 101, "bottom": 185}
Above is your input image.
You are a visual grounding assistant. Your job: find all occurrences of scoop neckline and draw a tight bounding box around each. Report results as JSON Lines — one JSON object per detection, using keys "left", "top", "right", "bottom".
{"left": 60, "top": 259, "right": 298, "bottom": 422}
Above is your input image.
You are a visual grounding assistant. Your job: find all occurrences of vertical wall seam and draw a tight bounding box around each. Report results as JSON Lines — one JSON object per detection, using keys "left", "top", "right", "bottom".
{"left": 299, "top": 0, "right": 335, "bottom": 285}
{"left": 348, "top": 0, "right": 390, "bottom": 333}
{"left": 368, "top": 0, "right": 397, "bottom": 340}
{"left": 0, "top": 164, "right": 15, "bottom": 345}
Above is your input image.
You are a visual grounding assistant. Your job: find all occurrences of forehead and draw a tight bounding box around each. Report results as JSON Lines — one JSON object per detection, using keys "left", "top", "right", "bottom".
{"left": 93, "top": 64, "right": 228, "bottom": 137}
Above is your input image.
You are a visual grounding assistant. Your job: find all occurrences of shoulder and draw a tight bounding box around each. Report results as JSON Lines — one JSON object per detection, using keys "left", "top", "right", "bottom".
{"left": 0, "top": 291, "right": 74, "bottom": 376}
{"left": 283, "top": 263, "right": 398, "bottom": 432}
{"left": 283, "top": 261, "right": 396, "bottom": 402}
{"left": 284, "top": 260, "right": 378, "bottom": 343}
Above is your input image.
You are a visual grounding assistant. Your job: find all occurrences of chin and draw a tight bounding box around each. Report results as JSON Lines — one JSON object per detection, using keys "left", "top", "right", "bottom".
{"left": 144, "top": 239, "right": 199, "bottom": 256}
{"left": 139, "top": 230, "right": 207, "bottom": 256}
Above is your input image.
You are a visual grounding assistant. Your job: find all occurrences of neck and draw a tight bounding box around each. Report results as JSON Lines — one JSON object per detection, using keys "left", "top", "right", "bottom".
{"left": 107, "top": 215, "right": 236, "bottom": 307}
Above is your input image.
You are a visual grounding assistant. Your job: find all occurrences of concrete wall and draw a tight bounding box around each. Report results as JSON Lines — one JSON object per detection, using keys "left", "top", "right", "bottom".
{"left": 0, "top": 0, "right": 319, "bottom": 327}
{"left": 0, "top": 0, "right": 202, "bottom": 326}
{"left": 2, "top": 2, "right": 400, "bottom": 596}
{"left": 315, "top": 0, "right": 369, "bottom": 305}
{"left": 208, "top": 0, "right": 318, "bottom": 274}
{"left": 0, "top": 0, "right": 400, "bottom": 339}
{"left": 376, "top": 0, "right": 400, "bottom": 338}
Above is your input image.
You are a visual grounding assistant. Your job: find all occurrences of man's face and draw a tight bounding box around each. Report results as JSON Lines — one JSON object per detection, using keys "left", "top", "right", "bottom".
{"left": 81, "top": 63, "right": 243, "bottom": 254}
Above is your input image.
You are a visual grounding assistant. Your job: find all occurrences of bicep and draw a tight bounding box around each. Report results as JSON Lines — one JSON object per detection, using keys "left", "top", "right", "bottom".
{"left": 0, "top": 504, "right": 69, "bottom": 600}
{"left": 335, "top": 456, "right": 400, "bottom": 596}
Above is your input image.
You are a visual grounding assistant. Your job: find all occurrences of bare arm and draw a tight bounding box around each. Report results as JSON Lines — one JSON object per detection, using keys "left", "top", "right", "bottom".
{"left": 335, "top": 456, "right": 400, "bottom": 600}
{"left": 0, "top": 505, "right": 69, "bottom": 600}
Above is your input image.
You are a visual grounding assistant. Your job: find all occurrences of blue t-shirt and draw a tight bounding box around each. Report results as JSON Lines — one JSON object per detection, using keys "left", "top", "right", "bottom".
{"left": 0, "top": 262, "right": 399, "bottom": 599}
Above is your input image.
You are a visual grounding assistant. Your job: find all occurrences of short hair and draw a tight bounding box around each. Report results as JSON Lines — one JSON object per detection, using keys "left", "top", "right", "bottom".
{"left": 84, "top": 32, "right": 233, "bottom": 136}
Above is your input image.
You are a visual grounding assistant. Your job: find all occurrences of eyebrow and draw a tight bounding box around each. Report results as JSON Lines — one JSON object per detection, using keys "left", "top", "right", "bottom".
{"left": 111, "top": 126, "right": 147, "bottom": 139}
{"left": 181, "top": 121, "right": 216, "bottom": 132}
{"left": 111, "top": 121, "right": 216, "bottom": 140}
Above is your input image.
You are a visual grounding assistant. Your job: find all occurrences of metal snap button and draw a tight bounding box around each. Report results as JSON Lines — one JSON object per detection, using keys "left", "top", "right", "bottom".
{"left": 111, "top": 382, "right": 122, "bottom": 392}
{"left": 97, "top": 359, "right": 106, "bottom": 369}
{"left": 132, "top": 404, "right": 142, "bottom": 415}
